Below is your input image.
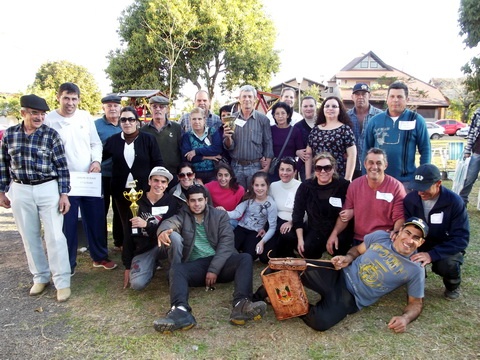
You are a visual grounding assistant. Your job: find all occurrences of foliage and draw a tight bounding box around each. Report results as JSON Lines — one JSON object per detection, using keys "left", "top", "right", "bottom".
{"left": 29, "top": 61, "right": 102, "bottom": 115}
{"left": 302, "top": 84, "right": 323, "bottom": 104}
{"left": 0, "top": 94, "right": 21, "bottom": 120}
{"left": 459, "top": 0, "right": 480, "bottom": 97}
{"left": 106, "top": 0, "right": 280, "bottom": 99}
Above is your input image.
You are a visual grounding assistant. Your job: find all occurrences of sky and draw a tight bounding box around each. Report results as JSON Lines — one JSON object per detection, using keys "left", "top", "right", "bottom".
{"left": 0, "top": 0, "right": 477, "bottom": 100}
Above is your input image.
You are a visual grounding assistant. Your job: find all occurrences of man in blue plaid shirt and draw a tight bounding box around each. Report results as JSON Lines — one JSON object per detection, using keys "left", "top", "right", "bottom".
{"left": 0, "top": 94, "right": 72, "bottom": 302}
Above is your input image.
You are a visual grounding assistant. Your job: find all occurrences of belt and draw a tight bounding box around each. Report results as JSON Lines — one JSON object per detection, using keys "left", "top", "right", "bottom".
{"left": 236, "top": 159, "right": 260, "bottom": 166}
{"left": 13, "top": 177, "right": 55, "bottom": 185}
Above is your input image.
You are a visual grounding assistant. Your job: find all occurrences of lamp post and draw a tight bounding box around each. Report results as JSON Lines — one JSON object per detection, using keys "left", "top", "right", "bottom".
{"left": 295, "top": 76, "right": 302, "bottom": 114}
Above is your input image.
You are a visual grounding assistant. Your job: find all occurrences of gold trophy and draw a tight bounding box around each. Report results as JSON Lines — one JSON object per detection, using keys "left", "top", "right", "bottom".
{"left": 123, "top": 180, "right": 143, "bottom": 235}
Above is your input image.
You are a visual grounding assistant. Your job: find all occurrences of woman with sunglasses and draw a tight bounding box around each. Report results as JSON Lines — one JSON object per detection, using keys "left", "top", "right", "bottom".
{"left": 181, "top": 107, "right": 223, "bottom": 184}
{"left": 267, "top": 157, "right": 302, "bottom": 258}
{"left": 169, "top": 162, "right": 212, "bottom": 208}
{"left": 292, "top": 152, "right": 353, "bottom": 259}
{"left": 269, "top": 102, "right": 304, "bottom": 182}
{"left": 304, "top": 96, "right": 357, "bottom": 181}
{"left": 204, "top": 163, "right": 245, "bottom": 227}
{"left": 103, "top": 106, "right": 163, "bottom": 250}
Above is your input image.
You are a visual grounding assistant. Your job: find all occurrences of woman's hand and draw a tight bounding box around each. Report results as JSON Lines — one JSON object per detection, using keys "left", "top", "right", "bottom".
{"left": 280, "top": 221, "right": 293, "bottom": 234}
{"left": 185, "top": 150, "right": 196, "bottom": 161}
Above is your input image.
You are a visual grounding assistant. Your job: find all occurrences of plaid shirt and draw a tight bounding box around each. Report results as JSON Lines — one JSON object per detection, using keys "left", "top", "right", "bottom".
{"left": 0, "top": 123, "right": 70, "bottom": 193}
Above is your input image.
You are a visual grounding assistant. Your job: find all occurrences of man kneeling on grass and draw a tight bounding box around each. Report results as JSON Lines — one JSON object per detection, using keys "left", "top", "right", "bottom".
{"left": 154, "top": 184, "right": 266, "bottom": 333}
{"left": 302, "top": 217, "right": 428, "bottom": 333}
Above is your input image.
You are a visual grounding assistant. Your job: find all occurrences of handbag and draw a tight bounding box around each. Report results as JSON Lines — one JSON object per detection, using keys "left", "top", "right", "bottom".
{"left": 268, "top": 126, "right": 294, "bottom": 175}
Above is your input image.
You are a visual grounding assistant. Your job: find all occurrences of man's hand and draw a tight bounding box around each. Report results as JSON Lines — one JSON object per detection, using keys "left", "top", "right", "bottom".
{"left": 130, "top": 216, "right": 147, "bottom": 229}
{"left": 205, "top": 272, "right": 217, "bottom": 287}
{"left": 339, "top": 209, "right": 353, "bottom": 223}
{"left": 387, "top": 316, "right": 409, "bottom": 333}
{"left": 331, "top": 255, "right": 352, "bottom": 270}
{"left": 58, "top": 194, "right": 70, "bottom": 215}
{"left": 410, "top": 252, "right": 432, "bottom": 267}
{"left": 0, "top": 192, "right": 11, "bottom": 209}
{"left": 123, "top": 270, "right": 130, "bottom": 289}
{"left": 326, "top": 234, "right": 338, "bottom": 255}
{"left": 297, "top": 237, "right": 305, "bottom": 257}
{"left": 158, "top": 229, "right": 173, "bottom": 247}
{"left": 89, "top": 161, "right": 101, "bottom": 173}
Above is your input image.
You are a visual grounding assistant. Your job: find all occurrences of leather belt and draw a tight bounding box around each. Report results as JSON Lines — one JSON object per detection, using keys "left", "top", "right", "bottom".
{"left": 13, "top": 177, "right": 55, "bottom": 185}
{"left": 235, "top": 159, "right": 260, "bottom": 166}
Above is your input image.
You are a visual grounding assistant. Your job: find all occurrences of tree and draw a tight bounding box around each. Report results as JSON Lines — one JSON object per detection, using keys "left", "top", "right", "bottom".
{"left": 459, "top": 0, "right": 480, "bottom": 98}
{"left": 106, "top": 0, "right": 280, "bottom": 99}
{"left": 29, "top": 61, "right": 102, "bottom": 115}
{"left": 431, "top": 77, "right": 478, "bottom": 122}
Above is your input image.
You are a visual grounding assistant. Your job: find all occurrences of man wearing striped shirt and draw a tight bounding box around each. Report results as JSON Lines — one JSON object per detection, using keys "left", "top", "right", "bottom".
{"left": 0, "top": 94, "right": 71, "bottom": 302}
{"left": 223, "top": 85, "right": 274, "bottom": 188}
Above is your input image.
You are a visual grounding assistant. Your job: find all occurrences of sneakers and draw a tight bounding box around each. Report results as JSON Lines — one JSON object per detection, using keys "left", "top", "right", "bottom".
{"left": 230, "top": 298, "right": 267, "bottom": 325}
{"left": 153, "top": 307, "right": 197, "bottom": 334}
{"left": 93, "top": 259, "right": 118, "bottom": 270}
{"left": 29, "top": 283, "right": 49, "bottom": 296}
{"left": 444, "top": 288, "right": 460, "bottom": 300}
{"left": 57, "top": 287, "right": 71, "bottom": 302}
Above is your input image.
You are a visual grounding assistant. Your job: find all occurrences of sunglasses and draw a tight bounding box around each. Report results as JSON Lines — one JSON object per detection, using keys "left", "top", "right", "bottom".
{"left": 314, "top": 164, "right": 333, "bottom": 172}
{"left": 120, "top": 117, "right": 137, "bottom": 123}
{"left": 178, "top": 172, "right": 194, "bottom": 179}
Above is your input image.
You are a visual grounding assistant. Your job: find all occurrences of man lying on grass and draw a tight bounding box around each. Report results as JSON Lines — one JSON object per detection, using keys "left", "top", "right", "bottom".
{"left": 301, "top": 217, "right": 428, "bottom": 332}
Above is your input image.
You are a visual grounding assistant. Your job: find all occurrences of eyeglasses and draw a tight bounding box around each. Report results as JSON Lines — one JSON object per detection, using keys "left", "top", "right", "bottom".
{"left": 120, "top": 117, "right": 137, "bottom": 123}
{"left": 324, "top": 105, "right": 339, "bottom": 109}
{"left": 178, "top": 172, "right": 195, "bottom": 179}
{"left": 26, "top": 110, "right": 46, "bottom": 117}
{"left": 314, "top": 164, "right": 333, "bottom": 172}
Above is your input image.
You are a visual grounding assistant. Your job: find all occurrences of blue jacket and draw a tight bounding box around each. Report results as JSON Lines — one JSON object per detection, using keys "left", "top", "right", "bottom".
{"left": 363, "top": 109, "right": 431, "bottom": 182}
{"left": 404, "top": 186, "right": 469, "bottom": 262}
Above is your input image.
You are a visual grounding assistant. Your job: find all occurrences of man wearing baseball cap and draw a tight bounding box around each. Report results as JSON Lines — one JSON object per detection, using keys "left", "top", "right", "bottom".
{"left": 347, "top": 83, "right": 382, "bottom": 179}
{"left": 0, "top": 94, "right": 72, "bottom": 301}
{"left": 122, "top": 166, "right": 179, "bottom": 290}
{"left": 404, "top": 164, "right": 469, "bottom": 300}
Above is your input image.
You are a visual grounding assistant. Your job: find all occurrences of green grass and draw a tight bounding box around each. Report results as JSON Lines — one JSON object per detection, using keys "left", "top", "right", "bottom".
{"left": 51, "top": 179, "right": 480, "bottom": 360}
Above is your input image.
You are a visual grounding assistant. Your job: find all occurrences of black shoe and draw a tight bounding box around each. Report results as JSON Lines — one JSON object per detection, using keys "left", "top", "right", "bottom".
{"left": 153, "top": 307, "right": 196, "bottom": 333}
{"left": 230, "top": 298, "right": 266, "bottom": 325}
{"left": 444, "top": 288, "right": 460, "bottom": 300}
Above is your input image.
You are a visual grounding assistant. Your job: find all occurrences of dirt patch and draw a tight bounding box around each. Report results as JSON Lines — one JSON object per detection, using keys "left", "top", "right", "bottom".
{"left": 0, "top": 207, "right": 71, "bottom": 360}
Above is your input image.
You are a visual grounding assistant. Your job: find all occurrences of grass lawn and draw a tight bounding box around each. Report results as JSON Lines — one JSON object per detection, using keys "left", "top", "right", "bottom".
{"left": 49, "top": 176, "right": 480, "bottom": 360}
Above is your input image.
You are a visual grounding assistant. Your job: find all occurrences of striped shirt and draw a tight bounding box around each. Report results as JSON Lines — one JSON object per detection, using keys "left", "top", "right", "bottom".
{"left": 188, "top": 222, "right": 216, "bottom": 261}
{"left": 226, "top": 110, "right": 274, "bottom": 161}
{"left": 0, "top": 123, "right": 70, "bottom": 193}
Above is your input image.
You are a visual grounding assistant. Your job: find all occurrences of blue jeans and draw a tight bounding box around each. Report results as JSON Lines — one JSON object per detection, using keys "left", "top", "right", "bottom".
{"left": 459, "top": 153, "right": 480, "bottom": 204}
{"left": 232, "top": 161, "right": 261, "bottom": 190}
{"left": 64, "top": 196, "right": 107, "bottom": 271}
{"left": 129, "top": 246, "right": 167, "bottom": 290}
{"left": 169, "top": 253, "right": 253, "bottom": 311}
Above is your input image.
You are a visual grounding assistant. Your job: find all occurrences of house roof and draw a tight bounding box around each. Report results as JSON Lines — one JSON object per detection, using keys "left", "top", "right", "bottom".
{"left": 117, "top": 90, "right": 164, "bottom": 98}
{"left": 334, "top": 51, "right": 449, "bottom": 108}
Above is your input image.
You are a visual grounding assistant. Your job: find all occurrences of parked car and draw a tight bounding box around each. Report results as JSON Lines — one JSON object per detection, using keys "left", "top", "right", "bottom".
{"left": 434, "top": 119, "right": 467, "bottom": 136}
{"left": 426, "top": 122, "right": 445, "bottom": 140}
{"left": 457, "top": 126, "right": 470, "bottom": 137}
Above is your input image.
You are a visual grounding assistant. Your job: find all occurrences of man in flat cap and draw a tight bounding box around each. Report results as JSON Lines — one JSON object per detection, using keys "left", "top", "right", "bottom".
{"left": 180, "top": 90, "right": 221, "bottom": 134}
{"left": 0, "top": 94, "right": 72, "bottom": 302}
{"left": 347, "top": 83, "right": 382, "bottom": 179}
{"left": 95, "top": 95, "right": 123, "bottom": 251}
{"left": 46, "top": 82, "right": 117, "bottom": 274}
{"left": 404, "top": 164, "right": 469, "bottom": 300}
{"left": 140, "top": 96, "right": 182, "bottom": 189}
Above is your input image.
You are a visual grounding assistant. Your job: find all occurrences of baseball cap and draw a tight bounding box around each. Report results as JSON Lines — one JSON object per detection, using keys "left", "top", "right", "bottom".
{"left": 352, "top": 83, "right": 370, "bottom": 94}
{"left": 404, "top": 217, "right": 429, "bottom": 238}
{"left": 149, "top": 166, "right": 173, "bottom": 182}
{"left": 408, "top": 164, "right": 441, "bottom": 192}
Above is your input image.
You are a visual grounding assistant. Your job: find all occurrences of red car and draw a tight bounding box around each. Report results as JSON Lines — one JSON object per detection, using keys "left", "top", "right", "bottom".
{"left": 434, "top": 119, "right": 466, "bottom": 136}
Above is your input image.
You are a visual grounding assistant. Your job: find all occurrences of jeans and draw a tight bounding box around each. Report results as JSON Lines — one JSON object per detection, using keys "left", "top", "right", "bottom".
{"left": 169, "top": 253, "right": 253, "bottom": 311}
{"left": 64, "top": 196, "right": 107, "bottom": 271}
{"left": 459, "top": 152, "right": 480, "bottom": 204}
{"left": 129, "top": 246, "right": 167, "bottom": 290}
{"left": 102, "top": 176, "right": 123, "bottom": 247}
{"left": 232, "top": 161, "right": 261, "bottom": 190}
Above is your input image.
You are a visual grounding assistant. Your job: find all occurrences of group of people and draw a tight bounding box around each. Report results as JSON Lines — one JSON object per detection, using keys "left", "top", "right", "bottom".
{"left": 0, "top": 80, "right": 471, "bottom": 334}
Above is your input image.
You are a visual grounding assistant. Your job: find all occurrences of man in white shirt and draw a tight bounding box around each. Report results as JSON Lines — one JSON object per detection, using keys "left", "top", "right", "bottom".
{"left": 46, "top": 82, "right": 117, "bottom": 274}
{"left": 267, "top": 87, "right": 303, "bottom": 125}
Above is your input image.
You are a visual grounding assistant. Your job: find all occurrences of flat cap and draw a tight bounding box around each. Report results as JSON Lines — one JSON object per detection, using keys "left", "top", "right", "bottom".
{"left": 101, "top": 94, "right": 122, "bottom": 104}
{"left": 20, "top": 94, "right": 50, "bottom": 111}
{"left": 149, "top": 96, "right": 169, "bottom": 105}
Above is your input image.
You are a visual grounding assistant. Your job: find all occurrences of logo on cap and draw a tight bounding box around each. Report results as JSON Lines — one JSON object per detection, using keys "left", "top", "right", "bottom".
{"left": 415, "top": 175, "right": 424, "bottom": 181}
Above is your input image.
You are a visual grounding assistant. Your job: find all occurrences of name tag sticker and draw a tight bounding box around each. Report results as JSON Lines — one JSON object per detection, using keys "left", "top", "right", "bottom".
{"left": 398, "top": 120, "right": 416, "bottom": 130}
{"left": 376, "top": 191, "right": 393, "bottom": 202}
{"left": 152, "top": 206, "right": 169, "bottom": 216}
{"left": 430, "top": 212, "right": 443, "bottom": 224}
{"left": 234, "top": 119, "right": 246, "bottom": 127}
{"left": 329, "top": 197, "right": 342, "bottom": 208}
